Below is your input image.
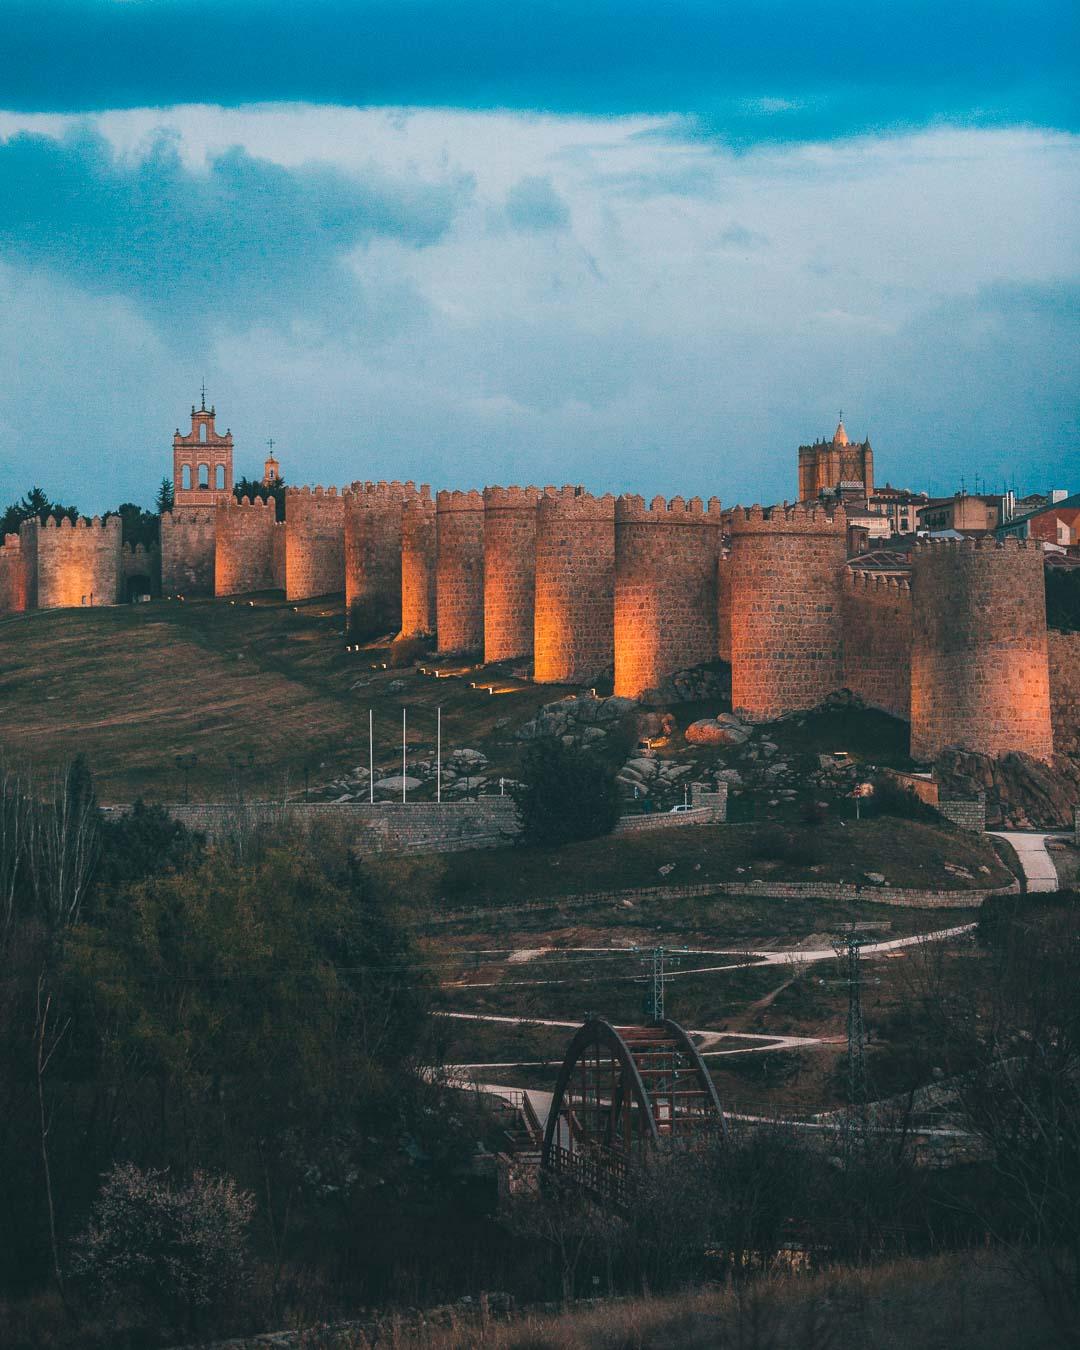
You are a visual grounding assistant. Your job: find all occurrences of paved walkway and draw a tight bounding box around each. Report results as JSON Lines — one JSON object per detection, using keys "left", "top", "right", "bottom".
{"left": 989, "top": 832, "right": 1061, "bottom": 893}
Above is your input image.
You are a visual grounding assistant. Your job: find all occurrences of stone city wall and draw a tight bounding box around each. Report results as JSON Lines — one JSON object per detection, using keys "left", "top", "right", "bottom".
{"left": 910, "top": 537, "right": 1053, "bottom": 763}
{"left": 0, "top": 533, "right": 28, "bottom": 614}
{"left": 534, "top": 486, "right": 616, "bottom": 685}
{"left": 1048, "top": 629, "right": 1080, "bottom": 761}
{"left": 483, "top": 485, "right": 542, "bottom": 664}
{"left": 614, "top": 494, "right": 722, "bottom": 699}
{"left": 145, "top": 789, "right": 726, "bottom": 856}
{"left": 20, "top": 514, "right": 122, "bottom": 610}
{"left": 345, "top": 481, "right": 426, "bottom": 634}
{"left": 155, "top": 798, "right": 520, "bottom": 855}
{"left": 717, "top": 549, "right": 732, "bottom": 664}
{"left": 160, "top": 509, "right": 216, "bottom": 595}
{"left": 121, "top": 542, "right": 161, "bottom": 599}
{"left": 728, "top": 503, "right": 848, "bottom": 721}
{"left": 400, "top": 495, "right": 437, "bottom": 637}
{"left": 436, "top": 489, "right": 485, "bottom": 655}
{"left": 841, "top": 569, "right": 912, "bottom": 720}
{"left": 285, "top": 486, "right": 345, "bottom": 600}
{"left": 214, "top": 496, "right": 282, "bottom": 597}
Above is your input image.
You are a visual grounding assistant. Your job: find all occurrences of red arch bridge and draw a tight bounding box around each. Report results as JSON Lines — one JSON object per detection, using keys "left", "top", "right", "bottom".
{"left": 536, "top": 1016, "right": 726, "bottom": 1205}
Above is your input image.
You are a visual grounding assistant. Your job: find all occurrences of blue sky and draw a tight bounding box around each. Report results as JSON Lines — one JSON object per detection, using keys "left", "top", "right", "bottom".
{"left": 0, "top": 1, "right": 1077, "bottom": 511}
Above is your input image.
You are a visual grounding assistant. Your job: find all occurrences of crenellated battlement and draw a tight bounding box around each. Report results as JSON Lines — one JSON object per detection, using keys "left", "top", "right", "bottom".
{"left": 728, "top": 501, "right": 847, "bottom": 534}
{"left": 1, "top": 532, "right": 22, "bottom": 554}
{"left": 403, "top": 494, "right": 436, "bottom": 520}
{"left": 846, "top": 569, "right": 912, "bottom": 595}
{"left": 615, "top": 493, "right": 723, "bottom": 523}
{"left": 219, "top": 494, "right": 279, "bottom": 513}
{"left": 537, "top": 486, "right": 616, "bottom": 520}
{"left": 913, "top": 533, "right": 1036, "bottom": 553}
{"left": 483, "top": 485, "right": 543, "bottom": 510}
{"left": 287, "top": 484, "right": 340, "bottom": 499}
{"left": 162, "top": 508, "right": 216, "bottom": 530}
{"left": 37, "top": 513, "right": 122, "bottom": 534}
{"left": 437, "top": 488, "right": 485, "bottom": 512}
{"left": 347, "top": 480, "right": 429, "bottom": 505}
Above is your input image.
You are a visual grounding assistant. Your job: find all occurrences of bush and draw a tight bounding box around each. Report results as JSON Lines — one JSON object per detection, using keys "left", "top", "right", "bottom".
{"left": 389, "top": 635, "right": 430, "bottom": 668}
{"left": 72, "top": 1164, "right": 254, "bottom": 1336}
{"left": 869, "top": 776, "right": 941, "bottom": 824}
{"left": 512, "top": 736, "right": 620, "bottom": 846}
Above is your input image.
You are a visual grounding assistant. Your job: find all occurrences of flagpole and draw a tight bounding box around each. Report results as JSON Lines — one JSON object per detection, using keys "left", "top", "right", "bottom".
{"left": 368, "top": 709, "right": 374, "bottom": 804}
{"left": 437, "top": 706, "right": 442, "bottom": 804}
{"left": 402, "top": 707, "right": 407, "bottom": 802}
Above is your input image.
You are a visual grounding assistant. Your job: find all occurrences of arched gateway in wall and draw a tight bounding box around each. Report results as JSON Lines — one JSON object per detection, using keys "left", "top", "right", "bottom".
{"left": 541, "top": 1017, "right": 725, "bottom": 1204}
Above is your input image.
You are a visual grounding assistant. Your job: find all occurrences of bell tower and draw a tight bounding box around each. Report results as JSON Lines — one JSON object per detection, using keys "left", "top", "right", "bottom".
{"left": 172, "top": 385, "right": 234, "bottom": 510}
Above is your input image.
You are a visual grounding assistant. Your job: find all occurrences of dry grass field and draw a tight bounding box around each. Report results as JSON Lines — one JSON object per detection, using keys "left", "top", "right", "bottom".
{"left": 0, "top": 595, "right": 570, "bottom": 802}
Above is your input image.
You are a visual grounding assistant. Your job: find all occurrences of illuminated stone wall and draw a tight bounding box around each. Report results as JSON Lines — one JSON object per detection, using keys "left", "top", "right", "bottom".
{"left": 22, "top": 514, "right": 123, "bottom": 610}
{"left": 613, "top": 494, "right": 722, "bottom": 698}
{"left": 214, "top": 496, "right": 282, "bottom": 597}
{"left": 910, "top": 537, "right": 1053, "bottom": 763}
{"left": 121, "top": 542, "right": 161, "bottom": 599}
{"left": 1047, "top": 630, "right": 1080, "bottom": 760}
{"left": 841, "top": 569, "right": 912, "bottom": 720}
{"left": 0, "top": 533, "right": 27, "bottom": 614}
{"left": 285, "top": 486, "right": 345, "bottom": 600}
{"left": 400, "top": 494, "right": 437, "bottom": 638}
{"left": 436, "top": 489, "right": 485, "bottom": 655}
{"left": 728, "top": 503, "right": 848, "bottom": 721}
{"left": 717, "top": 546, "right": 732, "bottom": 663}
{"left": 483, "top": 485, "right": 541, "bottom": 663}
{"left": 344, "top": 481, "right": 426, "bottom": 634}
{"left": 160, "top": 509, "right": 216, "bottom": 595}
{"left": 534, "top": 487, "right": 615, "bottom": 685}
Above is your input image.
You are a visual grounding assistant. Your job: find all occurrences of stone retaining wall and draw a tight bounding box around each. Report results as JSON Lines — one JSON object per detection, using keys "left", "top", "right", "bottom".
{"left": 937, "top": 798, "right": 986, "bottom": 833}
{"left": 130, "top": 788, "right": 727, "bottom": 855}
{"left": 421, "top": 876, "right": 1019, "bottom": 924}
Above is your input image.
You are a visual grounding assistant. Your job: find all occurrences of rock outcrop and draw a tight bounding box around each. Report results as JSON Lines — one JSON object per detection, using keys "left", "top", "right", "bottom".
{"left": 935, "top": 747, "right": 1080, "bottom": 831}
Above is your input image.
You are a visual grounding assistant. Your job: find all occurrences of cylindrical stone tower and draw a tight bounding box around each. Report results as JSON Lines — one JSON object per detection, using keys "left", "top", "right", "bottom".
{"left": 534, "top": 487, "right": 616, "bottom": 685}
{"left": 910, "top": 537, "right": 1053, "bottom": 763}
{"left": 285, "top": 486, "right": 345, "bottom": 600}
{"left": 483, "top": 485, "right": 542, "bottom": 664}
{"left": 728, "top": 502, "right": 848, "bottom": 721}
{"left": 400, "top": 494, "right": 437, "bottom": 638}
{"left": 344, "top": 481, "right": 427, "bottom": 634}
{"left": 614, "top": 494, "right": 722, "bottom": 699}
{"left": 436, "top": 490, "right": 485, "bottom": 655}
{"left": 717, "top": 543, "right": 733, "bottom": 665}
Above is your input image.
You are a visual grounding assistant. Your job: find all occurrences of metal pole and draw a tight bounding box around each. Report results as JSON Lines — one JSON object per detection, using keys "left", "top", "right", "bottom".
{"left": 402, "top": 708, "right": 407, "bottom": 802}
{"left": 437, "top": 706, "right": 442, "bottom": 804}
{"left": 368, "top": 709, "right": 374, "bottom": 804}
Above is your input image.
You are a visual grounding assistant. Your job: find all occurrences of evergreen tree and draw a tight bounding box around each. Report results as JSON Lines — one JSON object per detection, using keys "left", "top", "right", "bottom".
{"left": 155, "top": 477, "right": 174, "bottom": 514}
{"left": 512, "top": 736, "right": 621, "bottom": 846}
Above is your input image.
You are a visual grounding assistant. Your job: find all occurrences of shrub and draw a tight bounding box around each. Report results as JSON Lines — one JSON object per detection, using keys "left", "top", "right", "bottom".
{"left": 512, "top": 736, "right": 620, "bottom": 846}
{"left": 869, "top": 775, "right": 940, "bottom": 824}
{"left": 72, "top": 1164, "right": 255, "bottom": 1335}
{"left": 751, "top": 824, "right": 789, "bottom": 861}
{"left": 389, "top": 635, "right": 430, "bottom": 668}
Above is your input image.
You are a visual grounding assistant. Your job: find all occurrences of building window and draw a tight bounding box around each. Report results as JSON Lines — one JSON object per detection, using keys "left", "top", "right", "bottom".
{"left": 198, "top": 463, "right": 209, "bottom": 488}
{"left": 199, "top": 422, "right": 207, "bottom": 443}
{"left": 181, "top": 464, "right": 192, "bottom": 490}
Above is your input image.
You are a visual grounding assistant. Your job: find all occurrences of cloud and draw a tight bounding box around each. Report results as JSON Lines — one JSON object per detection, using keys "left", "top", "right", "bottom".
{"left": 0, "top": 125, "right": 470, "bottom": 339}
{"left": 0, "top": 108, "right": 1075, "bottom": 513}
{"left": 0, "top": 1, "right": 1075, "bottom": 143}
{"left": 504, "top": 175, "right": 570, "bottom": 232}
